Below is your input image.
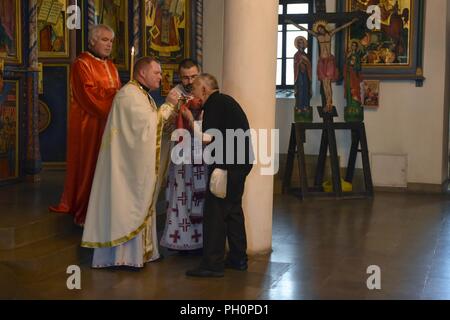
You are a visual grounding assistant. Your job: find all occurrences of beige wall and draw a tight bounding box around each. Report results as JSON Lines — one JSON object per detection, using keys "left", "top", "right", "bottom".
{"left": 203, "top": 0, "right": 224, "bottom": 87}
{"left": 364, "top": 0, "right": 448, "bottom": 185}
{"left": 444, "top": 1, "right": 450, "bottom": 182}
{"left": 205, "top": 0, "right": 450, "bottom": 187}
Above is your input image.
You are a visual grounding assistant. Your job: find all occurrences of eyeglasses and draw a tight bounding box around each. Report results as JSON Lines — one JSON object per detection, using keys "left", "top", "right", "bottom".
{"left": 181, "top": 75, "right": 198, "bottom": 81}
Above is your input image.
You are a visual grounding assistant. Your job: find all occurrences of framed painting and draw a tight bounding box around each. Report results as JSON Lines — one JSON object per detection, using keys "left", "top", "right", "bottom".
{"left": 143, "top": 0, "right": 191, "bottom": 64}
{"left": 362, "top": 80, "right": 379, "bottom": 108}
{"left": 0, "top": 80, "right": 19, "bottom": 181}
{"left": 0, "top": 0, "right": 22, "bottom": 64}
{"left": 338, "top": 0, "right": 425, "bottom": 85}
{"left": 38, "top": 0, "right": 70, "bottom": 58}
{"left": 161, "top": 63, "right": 178, "bottom": 96}
{"left": 94, "top": 0, "right": 129, "bottom": 70}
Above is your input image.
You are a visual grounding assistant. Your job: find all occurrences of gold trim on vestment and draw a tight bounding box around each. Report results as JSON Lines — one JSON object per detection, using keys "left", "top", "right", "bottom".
{"left": 104, "top": 61, "right": 115, "bottom": 87}
{"left": 79, "top": 52, "right": 118, "bottom": 88}
{"left": 142, "top": 94, "right": 164, "bottom": 259}
{"left": 82, "top": 221, "right": 149, "bottom": 248}
{"left": 156, "top": 105, "right": 177, "bottom": 193}
{"left": 85, "top": 51, "right": 108, "bottom": 62}
{"left": 81, "top": 83, "right": 164, "bottom": 250}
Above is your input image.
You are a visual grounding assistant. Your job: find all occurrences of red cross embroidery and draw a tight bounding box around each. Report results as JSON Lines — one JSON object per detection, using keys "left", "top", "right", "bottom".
{"left": 178, "top": 167, "right": 185, "bottom": 179}
{"left": 172, "top": 207, "right": 179, "bottom": 217}
{"left": 179, "top": 218, "right": 191, "bottom": 232}
{"left": 192, "top": 192, "right": 203, "bottom": 207}
{"left": 169, "top": 230, "right": 180, "bottom": 243}
{"left": 191, "top": 230, "right": 202, "bottom": 243}
{"left": 193, "top": 167, "right": 205, "bottom": 180}
{"left": 177, "top": 192, "right": 187, "bottom": 206}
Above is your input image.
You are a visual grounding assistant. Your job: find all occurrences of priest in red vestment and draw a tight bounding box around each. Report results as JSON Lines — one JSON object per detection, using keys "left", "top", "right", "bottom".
{"left": 49, "top": 25, "right": 121, "bottom": 226}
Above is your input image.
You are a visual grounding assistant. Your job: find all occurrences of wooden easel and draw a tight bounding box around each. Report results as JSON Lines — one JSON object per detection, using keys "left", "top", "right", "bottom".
{"left": 282, "top": 106, "right": 373, "bottom": 199}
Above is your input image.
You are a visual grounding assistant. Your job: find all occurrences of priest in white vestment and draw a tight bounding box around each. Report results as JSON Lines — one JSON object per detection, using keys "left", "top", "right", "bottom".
{"left": 81, "top": 57, "right": 178, "bottom": 268}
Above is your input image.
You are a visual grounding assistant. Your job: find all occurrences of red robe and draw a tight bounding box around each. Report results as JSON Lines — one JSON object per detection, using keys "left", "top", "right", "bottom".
{"left": 176, "top": 98, "right": 202, "bottom": 130}
{"left": 49, "top": 52, "right": 121, "bottom": 225}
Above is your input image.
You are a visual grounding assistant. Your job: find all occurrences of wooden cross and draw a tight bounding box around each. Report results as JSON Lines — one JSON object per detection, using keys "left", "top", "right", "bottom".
{"left": 280, "top": 1, "right": 368, "bottom": 111}
{"left": 284, "top": 0, "right": 369, "bottom": 24}
{"left": 315, "top": 0, "right": 327, "bottom": 13}
{"left": 280, "top": 7, "right": 366, "bottom": 25}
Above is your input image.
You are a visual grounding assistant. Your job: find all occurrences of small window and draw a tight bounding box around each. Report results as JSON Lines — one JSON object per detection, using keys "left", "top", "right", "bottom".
{"left": 277, "top": 0, "right": 313, "bottom": 89}
{"left": 287, "top": 3, "right": 309, "bottom": 14}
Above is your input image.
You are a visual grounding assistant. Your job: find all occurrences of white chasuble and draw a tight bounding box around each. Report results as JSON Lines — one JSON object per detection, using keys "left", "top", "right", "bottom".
{"left": 81, "top": 81, "right": 176, "bottom": 267}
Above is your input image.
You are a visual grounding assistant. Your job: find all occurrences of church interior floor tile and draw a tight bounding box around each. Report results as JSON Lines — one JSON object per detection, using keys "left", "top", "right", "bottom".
{"left": 2, "top": 170, "right": 450, "bottom": 299}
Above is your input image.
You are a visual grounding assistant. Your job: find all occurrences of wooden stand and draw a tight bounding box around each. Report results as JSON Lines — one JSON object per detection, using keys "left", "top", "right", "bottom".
{"left": 282, "top": 106, "right": 373, "bottom": 199}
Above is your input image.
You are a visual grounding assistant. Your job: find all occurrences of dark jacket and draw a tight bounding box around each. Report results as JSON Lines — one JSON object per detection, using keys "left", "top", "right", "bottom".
{"left": 202, "top": 91, "right": 253, "bottom": 175}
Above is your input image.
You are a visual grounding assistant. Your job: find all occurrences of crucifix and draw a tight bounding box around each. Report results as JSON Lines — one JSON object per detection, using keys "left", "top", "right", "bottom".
{"left": 289, "top": 18, "right": 358, "bottom": 113}
{"left": 282, "top": 1, "right": 374, "bottom": 200}
{"left": 283, "top": 0, "right": 366, "bottom": 113}
{"left": 315, "top": 0, "right": 327, "bottom": 13}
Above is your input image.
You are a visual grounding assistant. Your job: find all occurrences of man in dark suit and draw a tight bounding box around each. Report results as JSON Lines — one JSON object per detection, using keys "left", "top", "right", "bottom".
{"left": 183, "top": 73, "right": 253, "bottom": 277}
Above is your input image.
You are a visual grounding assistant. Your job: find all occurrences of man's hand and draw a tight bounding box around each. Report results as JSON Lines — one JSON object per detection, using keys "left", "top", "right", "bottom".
{"left": 166, "top": 90, "right": 179, "bottom": 106}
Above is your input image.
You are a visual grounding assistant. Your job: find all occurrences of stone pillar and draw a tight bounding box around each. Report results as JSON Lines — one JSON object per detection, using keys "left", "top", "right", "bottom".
{"left": 222, "top": 0, "right": 278, "bottom": 254}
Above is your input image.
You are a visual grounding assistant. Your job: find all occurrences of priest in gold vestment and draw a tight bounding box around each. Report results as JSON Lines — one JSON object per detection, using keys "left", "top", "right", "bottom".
{"left": 81, "top": 57, "right": 178, "bottom": 267}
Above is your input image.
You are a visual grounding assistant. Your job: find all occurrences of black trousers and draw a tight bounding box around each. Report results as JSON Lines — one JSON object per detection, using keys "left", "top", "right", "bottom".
{"left": 200, "top": 168, "right": 249, "bottom": 272}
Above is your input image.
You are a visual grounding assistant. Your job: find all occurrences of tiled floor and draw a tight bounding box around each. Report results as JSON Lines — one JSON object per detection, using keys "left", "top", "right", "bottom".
{"left": 2, "top": 171, "right": 450, "bottom": 299}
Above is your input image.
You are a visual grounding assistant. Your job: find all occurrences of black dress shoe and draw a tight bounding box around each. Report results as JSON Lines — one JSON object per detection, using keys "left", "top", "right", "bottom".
{"left": 185, "top": 268, "right": 224, "bottom": 278}
{"left": 225, "top": 259, "right": 248, "bottom": 271}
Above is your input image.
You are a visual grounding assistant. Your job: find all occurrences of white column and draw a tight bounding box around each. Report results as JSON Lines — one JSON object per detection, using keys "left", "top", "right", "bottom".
{"left": 203, "top": 0, "right": 225, "bottom": 87}
{"left": 222, "top": 0, "right": 278, "bottom": 254}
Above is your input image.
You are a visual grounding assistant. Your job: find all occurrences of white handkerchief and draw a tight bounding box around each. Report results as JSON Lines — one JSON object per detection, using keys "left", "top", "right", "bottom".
{"left": 209, "top": 168, "right": 227, "bottom": 199}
